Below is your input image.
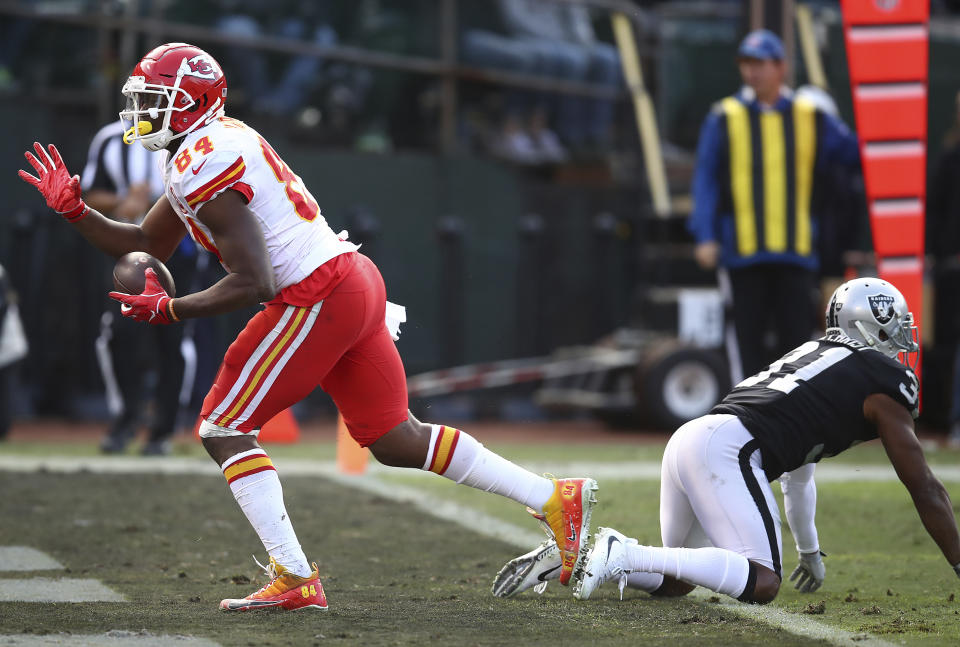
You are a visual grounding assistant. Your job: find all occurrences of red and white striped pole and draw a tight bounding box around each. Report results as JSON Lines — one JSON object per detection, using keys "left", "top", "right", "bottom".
{"left": 841, "top": 0, "right": 928, "bottom": 384}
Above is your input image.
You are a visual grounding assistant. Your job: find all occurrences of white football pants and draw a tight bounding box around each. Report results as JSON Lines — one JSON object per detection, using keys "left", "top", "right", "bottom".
{"left": 660, "top": 413, "right": 783, "bottom": 577}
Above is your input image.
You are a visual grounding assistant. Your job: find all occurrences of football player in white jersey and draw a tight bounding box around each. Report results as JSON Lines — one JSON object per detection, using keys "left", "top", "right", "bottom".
{"left": 492, "top": 279, "right": 960, "bottom": 606}
{"left": 18, "top": 43, "right": 598, "bottom": 612}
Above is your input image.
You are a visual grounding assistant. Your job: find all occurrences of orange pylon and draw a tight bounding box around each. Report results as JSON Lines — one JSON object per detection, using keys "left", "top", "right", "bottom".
{"left": 192, "top": 408, "right": 301, "bottom": 443}
{"left": 336, "top": 414, "right": 369, "bottom": 474}
{"left": 258, "top": 408, "right": 300, "bottom": 444}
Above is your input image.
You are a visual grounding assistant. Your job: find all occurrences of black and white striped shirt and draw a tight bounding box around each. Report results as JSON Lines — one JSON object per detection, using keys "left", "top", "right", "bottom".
{"left": 80, "top": 121, "right": 165, "bottom": 220}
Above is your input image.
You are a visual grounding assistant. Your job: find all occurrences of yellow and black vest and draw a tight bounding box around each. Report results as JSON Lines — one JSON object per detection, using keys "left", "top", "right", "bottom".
{"left": 718, "top": 95, "right": 820, "bottom": 261}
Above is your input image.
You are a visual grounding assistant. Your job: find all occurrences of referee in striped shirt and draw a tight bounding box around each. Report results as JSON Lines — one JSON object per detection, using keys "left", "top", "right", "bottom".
{"left": 81, "top": 120, "right": 199, "bottom": 455}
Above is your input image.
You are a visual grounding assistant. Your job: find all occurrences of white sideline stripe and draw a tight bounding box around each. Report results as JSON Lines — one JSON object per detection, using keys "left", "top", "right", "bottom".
{"left": 317, "top": 466, "right": 546, "bottom": 547}
{"left": 0, "top": 578, "right": 125, "bottom": 602}
{"left": 0, "top": 456, "right": 908, "bottom": 646}
{"left": 509, "top": 462, "right": 960, "bottom": 483}
{"left": 0, "top": 547, "right": 64, "bottom": 571}
{"left": 689, "top": 590, "right": 896, "bottom": 647}
{"left": 0, "top": 633, "right": 220, "bottom": 646}
{"left": 3, "top": 456, "right": 960, "bottom": 483}
{"left": 319, "top": 460, "right": 960, "bottom": 484}
{"left": 0, "top": 457, "right": 223, "bottom": 476}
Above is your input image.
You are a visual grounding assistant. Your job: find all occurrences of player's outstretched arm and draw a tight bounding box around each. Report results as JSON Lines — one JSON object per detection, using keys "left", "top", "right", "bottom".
{"left": 18, "top": 141, "right": 182, "bottom": 259}
{"left": 71, "top": 193, "right": 184, "bottom": 261}
{"left": 868, "top": 393, "right": 960, "bottom": 576}
{"left": 167, "top": 189, "right": 276, "bottom": 320}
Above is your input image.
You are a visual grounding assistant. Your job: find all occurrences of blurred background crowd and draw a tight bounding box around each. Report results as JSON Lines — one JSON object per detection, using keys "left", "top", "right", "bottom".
{"left": 4, "top": 0, "right": 960, "bottom": 449}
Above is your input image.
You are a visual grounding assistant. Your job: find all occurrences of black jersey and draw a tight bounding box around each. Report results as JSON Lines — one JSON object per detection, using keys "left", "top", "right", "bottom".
{"left": 712, "top": 334, "right": 919, "bottom": 480}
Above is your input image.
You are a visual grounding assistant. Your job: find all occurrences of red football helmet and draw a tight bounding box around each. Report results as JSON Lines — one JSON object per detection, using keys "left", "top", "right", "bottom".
{"left": 120, "top": 43, "right": 227, "bottom": 151}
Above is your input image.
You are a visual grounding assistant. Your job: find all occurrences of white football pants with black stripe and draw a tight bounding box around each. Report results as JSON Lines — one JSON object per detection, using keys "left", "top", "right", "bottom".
{"left": 660, "top": 413, "right": 783, "bottom": 577}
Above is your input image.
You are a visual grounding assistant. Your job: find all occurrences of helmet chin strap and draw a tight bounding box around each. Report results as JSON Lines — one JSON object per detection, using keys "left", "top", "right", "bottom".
{"left": 139, "top": 129, "right": 172, "bottom": 152}
{"left": 853, "top": 320, "right": 886, "bottom": 354}
{"left": 139, "top": 99, "right": 223, "bottom": 152}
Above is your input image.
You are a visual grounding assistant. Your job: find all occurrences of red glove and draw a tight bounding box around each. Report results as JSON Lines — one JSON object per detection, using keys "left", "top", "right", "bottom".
{"left": 17, "top": 142, "right": 89, "bottom": 222}
{"left": 108, "top": 268, "right": 179, "bottom": 325}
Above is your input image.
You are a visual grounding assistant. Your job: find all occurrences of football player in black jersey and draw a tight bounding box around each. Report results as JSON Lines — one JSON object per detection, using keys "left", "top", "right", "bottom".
{"left": 491, "top": 278, "right": 960, "bottom": 606}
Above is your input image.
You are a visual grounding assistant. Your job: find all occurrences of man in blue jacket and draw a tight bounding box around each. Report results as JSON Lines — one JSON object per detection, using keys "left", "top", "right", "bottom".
{"left": 688, "top": 29, "right": 860, "bottom": 383}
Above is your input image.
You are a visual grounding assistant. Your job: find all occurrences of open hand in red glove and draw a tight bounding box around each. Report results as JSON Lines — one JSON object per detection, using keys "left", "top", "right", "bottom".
{"left": 108, "top": 268, "right": 179, "bottom": 325}
{"left": 18, "top": 142, "right": 89, "bottom": 222}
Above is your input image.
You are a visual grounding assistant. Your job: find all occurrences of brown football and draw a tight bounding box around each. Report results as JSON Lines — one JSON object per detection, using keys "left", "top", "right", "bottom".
{"left": 113, "top": 251, "right": 176, "bottom": 297}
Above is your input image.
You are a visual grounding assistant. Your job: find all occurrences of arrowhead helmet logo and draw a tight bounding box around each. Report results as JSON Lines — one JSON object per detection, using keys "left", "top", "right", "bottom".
{"left": 867, "top": 294, "right": 896, "bottom": 324}
{"left": 182, "top": 55, "right": 219, "bottom": 80}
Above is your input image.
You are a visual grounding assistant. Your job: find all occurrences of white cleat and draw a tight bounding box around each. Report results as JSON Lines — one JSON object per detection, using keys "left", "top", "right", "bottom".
{"left": 573, "top": 527, "right": 637, "bottom": 601}
{"left": 491, "top": 540, "right": 562, "bottom": 598}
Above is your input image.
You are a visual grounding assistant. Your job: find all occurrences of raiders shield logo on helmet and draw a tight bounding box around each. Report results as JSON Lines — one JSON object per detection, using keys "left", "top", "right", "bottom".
{"left": 868, "top": 294, "right": 895, "bottom": 324}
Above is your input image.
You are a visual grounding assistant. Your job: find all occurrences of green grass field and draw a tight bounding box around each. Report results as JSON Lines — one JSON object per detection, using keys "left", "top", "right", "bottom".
{"left": 2, "top": 434, "right": 960, "bottom": 646}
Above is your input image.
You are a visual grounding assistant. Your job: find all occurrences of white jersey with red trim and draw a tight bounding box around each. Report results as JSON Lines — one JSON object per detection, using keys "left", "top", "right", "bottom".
{"left": 160, "top": 116, "right": 357, "bottom": 290}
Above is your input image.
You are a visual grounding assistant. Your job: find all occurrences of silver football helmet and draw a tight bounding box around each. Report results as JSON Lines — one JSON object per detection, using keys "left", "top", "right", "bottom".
{"left": 825, "top": 277, "right": 919, "bottom": 368}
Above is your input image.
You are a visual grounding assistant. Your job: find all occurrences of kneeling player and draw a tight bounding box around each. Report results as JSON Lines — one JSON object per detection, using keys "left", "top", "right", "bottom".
{"left": 493, "top": 278, "right": 960, "bottom": 604}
